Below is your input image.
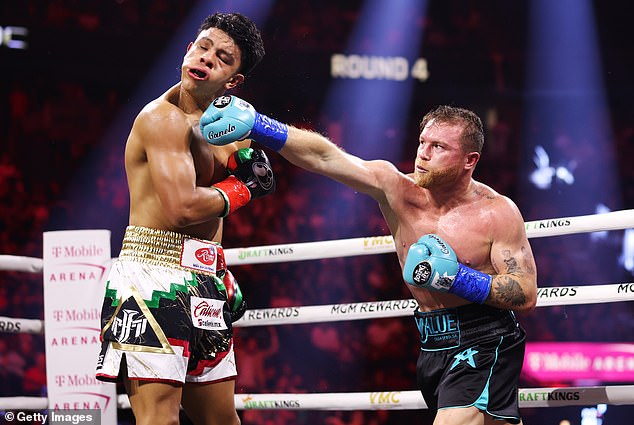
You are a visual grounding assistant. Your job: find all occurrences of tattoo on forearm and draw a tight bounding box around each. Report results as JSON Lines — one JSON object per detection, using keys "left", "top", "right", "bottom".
{"left": 494, "top": 277, "right": 526, "bottom": 307}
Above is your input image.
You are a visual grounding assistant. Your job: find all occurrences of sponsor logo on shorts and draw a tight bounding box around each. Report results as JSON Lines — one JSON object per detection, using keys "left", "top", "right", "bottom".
{"left": 181, "top": 238, "right": 217, "bottom": 274}
{"left": 191, "top": 297, "right": 227, "bottom": 330}
{"left": 195, "top": 247, "right": 216, "bottom": 266}
{"left": 111, "top": 309, "right": 148, "bottom": 343}
{"left": 451, "top": 347, "right": 479, "bottom": 369}
{"left": 415, "top": 310, "right": 460, "bottom": 350}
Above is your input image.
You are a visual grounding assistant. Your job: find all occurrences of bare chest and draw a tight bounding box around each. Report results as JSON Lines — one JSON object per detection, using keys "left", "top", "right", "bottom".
{"left": 391, "top": 202, "right": 494, "bottom": 269}
{"left": 189, "top": 132, "right": 227, "bottom": 186}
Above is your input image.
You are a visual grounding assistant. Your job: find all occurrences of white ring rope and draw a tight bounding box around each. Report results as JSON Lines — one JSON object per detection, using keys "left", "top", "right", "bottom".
{"left": 2, "top": 282, "right": 633, "bottom": 333}
{"left": 1, "top": 209, "right": 634, "bottom": 331}
{"left": 1, "top": 209, "right": 633, "bottom": 272}
{"left": 1, "top": 385, "right": 633, "bottom": 411}
{"left": 1, "top": 209, "right": 633, "bottom": 412}
{"left": 0, "top": 255, "right": 43, "bottom": 273}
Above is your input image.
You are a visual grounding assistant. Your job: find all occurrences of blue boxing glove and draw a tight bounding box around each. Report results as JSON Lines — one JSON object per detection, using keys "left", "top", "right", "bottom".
{"left": 402, "top": 234, "right": 491, "bottom": 304}
{"left": 200, "top": 95, "right": 288, "bottom": 151}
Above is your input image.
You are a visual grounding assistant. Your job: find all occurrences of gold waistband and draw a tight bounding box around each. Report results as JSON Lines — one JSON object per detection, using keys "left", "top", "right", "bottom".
{"left": 118, "top": 226, "right": 225, "bottom": 275}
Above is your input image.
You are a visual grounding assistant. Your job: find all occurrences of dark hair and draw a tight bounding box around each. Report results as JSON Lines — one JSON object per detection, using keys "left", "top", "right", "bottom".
{"left": 197, "top": 12, "right": 265, "bottom": 75}
{"left": 419, "top": 105, "right": 484, "bottom": 153}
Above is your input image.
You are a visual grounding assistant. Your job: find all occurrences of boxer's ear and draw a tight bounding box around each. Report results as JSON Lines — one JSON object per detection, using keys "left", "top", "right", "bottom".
{"left": 225, "top": 74, "right": 244, "bottom": 90}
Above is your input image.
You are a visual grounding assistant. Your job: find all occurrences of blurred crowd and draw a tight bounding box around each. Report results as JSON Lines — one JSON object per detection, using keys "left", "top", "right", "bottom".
{"left": 1, "top": 1, "right": 633, "bottom": 424}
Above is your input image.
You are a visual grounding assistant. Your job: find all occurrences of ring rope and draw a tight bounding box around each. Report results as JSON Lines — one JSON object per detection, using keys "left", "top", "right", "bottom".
{"left": 1, "top": 210, "right": 633, "bottom": 412}
{"left": 0, "top": 255, "right": 43, "bottom": 273}
{"left": 1, "top": 209, "right": 633, "bottom": 272}
{"left": 2, "top": 385, "right": 633, "bottom": 411}
{"left": 2, "top": 282, "right": 633, "bottom": 333}
{"left": 235, "top": 282, "right": 634, "bottom": 327}
{"left": 224, "top": 208, "right": 634, "bottom": 265}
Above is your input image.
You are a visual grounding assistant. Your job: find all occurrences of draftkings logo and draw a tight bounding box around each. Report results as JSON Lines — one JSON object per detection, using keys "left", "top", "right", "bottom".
{"left": 237, "top": 247, "right": 294, "bottom": 261}
{"left": 525, "top": 219, "right": 572, "bottom": 231}
{"left": 519, "top": 390, "right": 581, "bottom": 402}
{"left": 240, "top": 396, "right": 300, "bottom": 409}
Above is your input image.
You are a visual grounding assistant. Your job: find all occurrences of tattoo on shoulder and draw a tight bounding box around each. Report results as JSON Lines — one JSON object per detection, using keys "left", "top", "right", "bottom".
{"left": 494, "top": 277, "right": 526, "bottom": 307}
{"left": 473, "top": 187, "right": 495, "bottom": 200}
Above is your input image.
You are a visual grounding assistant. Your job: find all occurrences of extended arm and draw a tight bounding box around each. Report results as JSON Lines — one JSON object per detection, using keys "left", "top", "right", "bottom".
{"left": 199, "top": 95, "right": 391, "bottom": 200}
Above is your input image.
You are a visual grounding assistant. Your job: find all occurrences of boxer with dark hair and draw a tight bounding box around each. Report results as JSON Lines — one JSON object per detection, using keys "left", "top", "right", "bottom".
{"left": 96, "top": 13, "right": 270, "bottom": 425}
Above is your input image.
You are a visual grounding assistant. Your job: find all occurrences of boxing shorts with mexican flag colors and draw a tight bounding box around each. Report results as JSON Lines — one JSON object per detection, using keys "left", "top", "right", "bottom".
{"left": 96, "top": 225, "right": 237, "bottom": 384}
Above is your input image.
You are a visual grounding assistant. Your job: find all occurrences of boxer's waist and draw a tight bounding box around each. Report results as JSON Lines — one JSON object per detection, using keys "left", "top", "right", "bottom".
{"left": 414, "top": 304, "right": 518, "bottom": 351}
{"left": 118, "top": 226, "right": 226, "bottom": 277}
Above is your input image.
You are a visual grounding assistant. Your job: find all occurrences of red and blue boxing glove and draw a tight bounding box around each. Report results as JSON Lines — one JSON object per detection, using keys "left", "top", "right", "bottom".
{"left": 402, "top": 234, "right": 492, "bottom": 304}
{"left": 200, "top": 95, "right": 288, "bottom": 151}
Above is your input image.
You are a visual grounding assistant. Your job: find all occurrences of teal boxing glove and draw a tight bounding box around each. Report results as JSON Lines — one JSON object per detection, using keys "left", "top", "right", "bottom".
{"left": 402, "top": 234, "right": 491, "bottom": 304}
{"left": 200, "top": 95, "right": 288, "bottom": 151}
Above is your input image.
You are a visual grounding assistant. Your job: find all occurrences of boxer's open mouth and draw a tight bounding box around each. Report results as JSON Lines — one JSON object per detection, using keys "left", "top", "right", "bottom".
{"left": 189, "top": 69, "right": 208, "bottom": 80}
